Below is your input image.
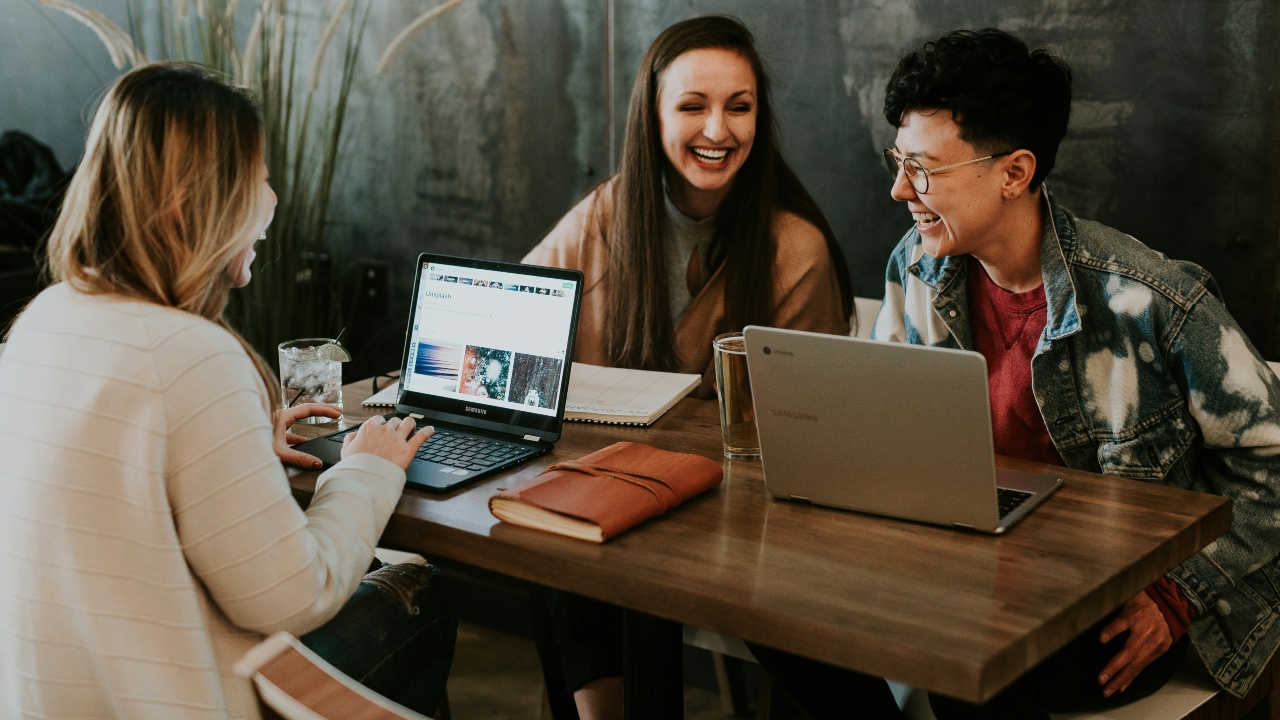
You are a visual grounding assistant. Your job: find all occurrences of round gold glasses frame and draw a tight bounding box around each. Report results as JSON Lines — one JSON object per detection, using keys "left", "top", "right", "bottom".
{"left": 882, "top": 149, "right": 1011, "bottom": 194}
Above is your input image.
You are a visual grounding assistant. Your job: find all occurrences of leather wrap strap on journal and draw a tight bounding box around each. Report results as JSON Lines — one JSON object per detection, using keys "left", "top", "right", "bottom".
{"left": 490, "top": 441, "right": 723, "bottom": 541}
{"left": 543, "top": 460, "right": 684, "bottom": 514}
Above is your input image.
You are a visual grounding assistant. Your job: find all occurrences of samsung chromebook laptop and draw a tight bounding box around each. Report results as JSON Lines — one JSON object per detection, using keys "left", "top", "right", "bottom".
{"left": 742, "top": 326, "right": 1062, "bottom": 533}
{"left": 295, "top": 254, "right": 583, "bottom": 493}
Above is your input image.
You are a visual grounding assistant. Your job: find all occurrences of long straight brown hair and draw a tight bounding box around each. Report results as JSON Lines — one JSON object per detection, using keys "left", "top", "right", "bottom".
{"left": 605, "top": 15, "right": 852, "bottom": 371}
{"left": 45, "top": 62, "right": 280, "bottom": 408}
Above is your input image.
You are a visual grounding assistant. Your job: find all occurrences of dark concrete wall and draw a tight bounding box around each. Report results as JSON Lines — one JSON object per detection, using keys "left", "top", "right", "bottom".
{"left": 3, "top": 0, "right": 1278, "bottom": 356}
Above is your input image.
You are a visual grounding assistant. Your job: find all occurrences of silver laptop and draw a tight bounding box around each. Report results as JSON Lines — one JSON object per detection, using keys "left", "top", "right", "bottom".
{"left": 743, "top": 326, "right": 1062, "bottom": 533}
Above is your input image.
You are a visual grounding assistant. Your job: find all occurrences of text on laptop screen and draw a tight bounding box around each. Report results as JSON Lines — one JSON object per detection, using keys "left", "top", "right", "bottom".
{"left": 404, "top": 262, "right": 578, "bottom": 417}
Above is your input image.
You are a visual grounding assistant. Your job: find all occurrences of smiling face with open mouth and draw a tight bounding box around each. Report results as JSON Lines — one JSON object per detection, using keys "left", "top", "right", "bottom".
{"left": 890, "top": 110, "right": 1010, "bottom": 260}
{"left": 657, "top": 47, "right": 757, "bottom": 219}
{"left": 228, "top": 159, "right": 278, "bottom": 288}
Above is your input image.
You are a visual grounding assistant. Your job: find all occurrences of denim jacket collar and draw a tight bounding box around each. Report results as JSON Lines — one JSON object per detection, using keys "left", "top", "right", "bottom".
{"left": 905, "top": 188, "right": 1081, "bottom": 349}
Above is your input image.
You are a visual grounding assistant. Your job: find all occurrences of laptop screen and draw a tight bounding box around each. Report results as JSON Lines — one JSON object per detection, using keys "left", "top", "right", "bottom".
{"left": 398, "top": 255, "right": 582, "bottom": 439}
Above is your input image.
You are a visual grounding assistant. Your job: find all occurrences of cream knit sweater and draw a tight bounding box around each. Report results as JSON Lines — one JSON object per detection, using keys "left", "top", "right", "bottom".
{"left": 0, "top": 284, "right": 406, "bottom": 719}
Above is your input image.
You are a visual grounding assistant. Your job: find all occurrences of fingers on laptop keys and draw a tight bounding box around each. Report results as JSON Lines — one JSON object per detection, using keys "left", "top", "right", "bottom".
{"left": 341, "top": 415, "right": 435, "bottom": 469}
{"left": 407, "top": 417, "right": 432, "bottom": 445}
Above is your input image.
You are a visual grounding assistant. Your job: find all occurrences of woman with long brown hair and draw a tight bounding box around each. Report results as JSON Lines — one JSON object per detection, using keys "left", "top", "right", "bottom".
{"left": 525, "top": 16, "right": 852, "bottom": 719}
{"left": 525, "top": 15, "right": 852, "bottom": 397}
{"left": 0, "top": 63, "right": 454, "bottom": 717}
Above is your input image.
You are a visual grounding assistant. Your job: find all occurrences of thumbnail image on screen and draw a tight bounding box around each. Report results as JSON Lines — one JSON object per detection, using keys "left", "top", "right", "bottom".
{"left": 460, "top": 345, "right": 511, "bottom": 399}
{"left": 509, "top": 354, "right": 564, "bottom": 409}
{"left": 411, "top": 342, "right": 464, "bottom": 393}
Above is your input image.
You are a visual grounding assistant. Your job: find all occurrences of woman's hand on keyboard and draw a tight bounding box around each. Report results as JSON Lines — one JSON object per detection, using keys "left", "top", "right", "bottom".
{"left": 342, "top": 415, "right": 435, "bottom": 470}
{"left": 274, "top": 403, "right": 343, "bottom": 469}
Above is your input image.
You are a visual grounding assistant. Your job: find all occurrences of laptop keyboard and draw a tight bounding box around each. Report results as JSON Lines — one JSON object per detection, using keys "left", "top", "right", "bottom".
{"left": 326, "top": 423, "right": 532, "bottom": 471}
{"left": 997, "top": 487, "right": 1034, "bottom": 519}
{"left": 413, "top": 429, "right": 533, "bottom": 470}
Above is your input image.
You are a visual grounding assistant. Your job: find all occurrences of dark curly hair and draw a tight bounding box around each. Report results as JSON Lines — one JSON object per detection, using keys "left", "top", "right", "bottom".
{"left": 883, "top": 28, "right": 1072, "bottom": 189}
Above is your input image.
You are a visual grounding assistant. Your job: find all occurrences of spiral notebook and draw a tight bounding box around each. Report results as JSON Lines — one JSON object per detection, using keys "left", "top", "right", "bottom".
{"left": 563, "top": 363, "right": 701, "bottom": 426}
{"left": 363, "top": 363, "right": 700, "bottom": 426}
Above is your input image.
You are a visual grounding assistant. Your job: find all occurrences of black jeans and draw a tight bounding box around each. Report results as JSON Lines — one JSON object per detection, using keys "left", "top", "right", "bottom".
{"left": 528, "top": 585, "right": 624, "bottom": 720}
{"left": 300, "top": 561, "right": 458, "bottom": 715}
{"left": 748, "top": 607, "right": 1190, "bottom": 720}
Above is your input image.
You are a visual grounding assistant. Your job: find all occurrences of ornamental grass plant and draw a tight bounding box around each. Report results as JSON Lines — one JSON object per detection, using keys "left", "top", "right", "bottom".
{"left": 40, "top": 0, "right": 461, "bottom": 363}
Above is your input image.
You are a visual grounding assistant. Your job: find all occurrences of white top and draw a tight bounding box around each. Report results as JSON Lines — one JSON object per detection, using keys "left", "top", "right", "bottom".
{"left": 0, "top": 284, "right": 406, "bottom": 720}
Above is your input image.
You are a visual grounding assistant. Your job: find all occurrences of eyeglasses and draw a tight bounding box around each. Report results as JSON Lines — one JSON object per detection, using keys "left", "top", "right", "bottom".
{"left": 882, "top": 148, "right": 1011, "bottom": 194}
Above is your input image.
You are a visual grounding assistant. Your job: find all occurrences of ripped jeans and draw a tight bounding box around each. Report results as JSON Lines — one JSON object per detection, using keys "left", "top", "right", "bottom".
{"left": 301, "top": 561, "right": 457, "bottom": 715}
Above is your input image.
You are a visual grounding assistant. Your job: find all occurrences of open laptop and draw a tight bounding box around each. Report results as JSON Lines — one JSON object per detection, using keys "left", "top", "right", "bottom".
{"left": 295, "top": 254, "right": 584, "bottom": 492}
{"left": 742, "top": 326, "right": 1062, "bottom": 533}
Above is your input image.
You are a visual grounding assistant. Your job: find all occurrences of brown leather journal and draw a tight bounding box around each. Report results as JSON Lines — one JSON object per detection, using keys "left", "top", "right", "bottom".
{"left": 488, "top": 441, "right": 723, "bottom": 542}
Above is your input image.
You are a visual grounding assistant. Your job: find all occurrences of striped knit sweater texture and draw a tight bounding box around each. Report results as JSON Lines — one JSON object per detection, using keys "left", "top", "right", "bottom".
{"left": 0, "top": 284, "right": 406, "bottom": 719}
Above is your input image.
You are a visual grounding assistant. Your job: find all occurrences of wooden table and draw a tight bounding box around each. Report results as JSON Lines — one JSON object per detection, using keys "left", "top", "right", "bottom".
{"left": 288, "top": 378, "right": 1231, "bottom": 710}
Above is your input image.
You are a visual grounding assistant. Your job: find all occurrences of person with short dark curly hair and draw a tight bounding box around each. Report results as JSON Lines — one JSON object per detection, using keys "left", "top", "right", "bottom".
{"left": 746, "top": 27, "right": 1280, "bottom": 719}
{"left": 882, "top": 28, "right": 1073, "bottom": 192}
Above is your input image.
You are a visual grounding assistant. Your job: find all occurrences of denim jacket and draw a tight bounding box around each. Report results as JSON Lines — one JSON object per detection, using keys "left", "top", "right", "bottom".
{"left": 872, "top": 189, "right": 1280, "bottom": 697}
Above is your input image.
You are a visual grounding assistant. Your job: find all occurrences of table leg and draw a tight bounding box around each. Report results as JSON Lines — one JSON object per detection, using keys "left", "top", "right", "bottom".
{"left": 622, "top": 608, "right": 683, "bottom": 720}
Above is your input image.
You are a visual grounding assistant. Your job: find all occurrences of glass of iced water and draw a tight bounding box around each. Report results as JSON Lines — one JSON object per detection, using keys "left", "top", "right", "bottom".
{"left": 713, "top": 332, "right": 760, "bottom": 460}
{"left": 278, "top": 338, "right": 345, "bottom": 423}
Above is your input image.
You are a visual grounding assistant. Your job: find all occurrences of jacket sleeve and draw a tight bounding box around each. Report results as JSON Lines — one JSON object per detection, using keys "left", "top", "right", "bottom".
{"left": 523, "top": 182, "right": 612, "bottom": 271}
{"left": 523, "top": 208, "right": 585, "bottom": 269}
{"left": 160, "top": 323, "right": 405, "bottom": 636}
{"left": 1166, "top": 290, "right": 1280, "bottom": 611}
{"left": 770, "top": 215, "right": 850, "bottom": 336}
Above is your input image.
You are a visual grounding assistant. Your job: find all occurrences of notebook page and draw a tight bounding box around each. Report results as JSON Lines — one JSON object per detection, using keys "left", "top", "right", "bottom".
{"left": 566, "top": 363, "right": 700, "bottom": 417}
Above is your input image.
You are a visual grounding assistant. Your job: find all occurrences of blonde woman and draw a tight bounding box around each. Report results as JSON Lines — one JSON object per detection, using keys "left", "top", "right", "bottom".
{"left": 0, "top": 63, "right": 454, "bottom": 718}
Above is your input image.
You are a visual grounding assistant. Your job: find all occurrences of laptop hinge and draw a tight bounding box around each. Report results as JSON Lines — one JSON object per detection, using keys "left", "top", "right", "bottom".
{"left": 951, "top": 521, "right": 975, "bottom": 530}
{"left": 789, "top": 495, "right": 810, "bottom": 503}
{"left": 523, "top": 434, "right": 540, "bottom": 442}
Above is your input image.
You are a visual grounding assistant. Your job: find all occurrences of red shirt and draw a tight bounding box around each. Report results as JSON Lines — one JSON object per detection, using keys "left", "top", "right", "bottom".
{"left": 966, "top": 256, "right": 1194, "bottom": 641}
{"left": 966, "top": 256, "right": 1063, "bottom": 466}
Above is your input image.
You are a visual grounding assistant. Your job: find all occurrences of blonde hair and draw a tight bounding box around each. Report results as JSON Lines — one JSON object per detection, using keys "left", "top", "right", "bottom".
{"left": 47, "top": 62, "right": 280, "bottom": 408}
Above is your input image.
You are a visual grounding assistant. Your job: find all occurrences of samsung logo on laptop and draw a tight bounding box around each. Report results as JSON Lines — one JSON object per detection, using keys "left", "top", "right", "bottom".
{"left": 772, "top": 409, "right": 817, "bottom": 422}
{"left": 465, "top": 406, "right": 487, "bottom": 415}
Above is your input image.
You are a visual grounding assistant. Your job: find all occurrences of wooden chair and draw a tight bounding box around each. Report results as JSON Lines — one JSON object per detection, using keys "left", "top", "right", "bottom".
{"left": 235, "top": 549, "right": 451, "bottom": 720}
{"left": 235, "top": 632, "right": 437, "bottom": 720}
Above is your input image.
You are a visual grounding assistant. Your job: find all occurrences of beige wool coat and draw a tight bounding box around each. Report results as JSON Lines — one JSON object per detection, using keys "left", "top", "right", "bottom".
{"left": 523, "top": 180, "right": 850, "bottom": 397}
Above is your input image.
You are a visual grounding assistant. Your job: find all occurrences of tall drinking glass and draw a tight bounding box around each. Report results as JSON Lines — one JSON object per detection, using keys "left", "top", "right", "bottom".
{"left": 713, "top": 332, "right": 760, "bottom": 460}
{"left": 278, "top": 338, "right": 343, "bottom": 424}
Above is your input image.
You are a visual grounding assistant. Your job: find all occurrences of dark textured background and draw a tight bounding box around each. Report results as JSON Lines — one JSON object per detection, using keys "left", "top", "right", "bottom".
{"left": 3, "top": 0, "right": 1278, "bottom": 363}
